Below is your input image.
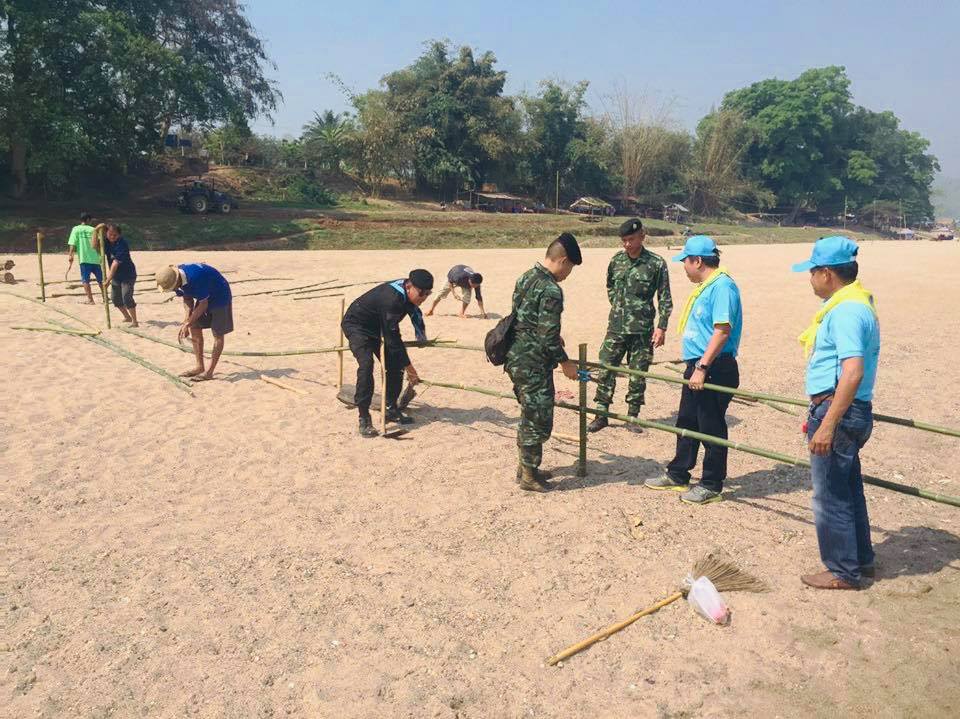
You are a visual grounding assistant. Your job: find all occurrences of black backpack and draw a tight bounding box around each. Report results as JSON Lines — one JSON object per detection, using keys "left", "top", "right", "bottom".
{"left": 484, "top": 280, "right": 531, "bottom": 366}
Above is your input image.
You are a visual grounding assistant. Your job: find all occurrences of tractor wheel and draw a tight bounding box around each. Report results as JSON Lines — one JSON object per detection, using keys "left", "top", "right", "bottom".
{"left": 3, "top": 259, "right": 14, "bottom": 270}
{"left": 3, "top": 272, "right": 15, "bottom": 284}
{"left": 189, "top": 195, "right": 208, "bottom": 214}
{"left": 219, "top": 201, "right": 232, "bottom": 214}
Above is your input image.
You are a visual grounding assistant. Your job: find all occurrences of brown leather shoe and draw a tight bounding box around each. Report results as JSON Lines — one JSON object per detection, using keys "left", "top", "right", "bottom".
{"left": 800, "top": 570, "right": 859, "bottom": 590}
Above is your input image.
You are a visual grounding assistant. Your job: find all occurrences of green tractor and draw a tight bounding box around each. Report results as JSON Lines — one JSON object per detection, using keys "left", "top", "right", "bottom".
{"left": 176, "top": 178, "right": 239, "bottom": 214}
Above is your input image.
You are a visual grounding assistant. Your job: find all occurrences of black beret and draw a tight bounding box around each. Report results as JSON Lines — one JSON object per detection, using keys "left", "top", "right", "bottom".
{"left": 618, "top": 218, "right": 644, "bottom": 237}
{"left": 557, "top": 232, "right": 582, "bottom": 265}
{"left": 408, "top": 268, "right": 434, "bottom": 290}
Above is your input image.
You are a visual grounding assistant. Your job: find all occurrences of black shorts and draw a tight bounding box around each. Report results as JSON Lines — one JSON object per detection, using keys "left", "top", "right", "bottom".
{"left": 195, "top": 303, "right": 234, "bottom": 337}
{"left": 110, "top": 280, "right": 136, "bottom": 309}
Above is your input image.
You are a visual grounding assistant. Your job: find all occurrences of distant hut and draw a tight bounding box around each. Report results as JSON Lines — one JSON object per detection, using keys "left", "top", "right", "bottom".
{"left": 663, "top": 202, "right": 690, "bottom": 223}
{"left": 471, "top": 191, "right": 531, "bottom": 213}
{"left": 569, "top": 197, "right": 614, "bottom": 218}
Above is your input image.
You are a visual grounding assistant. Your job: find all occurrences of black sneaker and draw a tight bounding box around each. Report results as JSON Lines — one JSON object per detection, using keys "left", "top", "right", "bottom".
{"left": 385, "top": 407, "right": 414, "bottom": 425}
{"left": 358, "top": 416, "right": 379, "bottom": 438}
{"left": 588, "top": 415, "right": 608, "bottom": 433}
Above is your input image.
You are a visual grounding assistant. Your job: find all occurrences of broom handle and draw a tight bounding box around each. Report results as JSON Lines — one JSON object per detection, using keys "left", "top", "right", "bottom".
{"left": 546, "top": 591, "right": 683, "bottom": 666}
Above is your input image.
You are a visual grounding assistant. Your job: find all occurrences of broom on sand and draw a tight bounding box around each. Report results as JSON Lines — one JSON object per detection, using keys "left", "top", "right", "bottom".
{"left": 546, "top": 551, "right": 767, "bottom": 666}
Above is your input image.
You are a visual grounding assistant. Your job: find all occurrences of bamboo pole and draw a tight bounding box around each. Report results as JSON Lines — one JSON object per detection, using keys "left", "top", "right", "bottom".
{"left": 284, "top": 279, "right": 384, "bottom": 296}
{"left": 98, "top": 229, "right": 111, "bottom": 329}
{"left": 338, "top": 297, "right": 345, "bottom": 389}
{"left": 0, "top": 289, "right": 99, "bottom": 329}
{"left": 12, "top": 325, "right": 99, "bottom": 336}
{"left": 260, "top": 375, "right": 308, "bottom": 396}
{"left": 379, "top": 341, "right": 387, "bottom": 436}
{"left": 586, "top": 361, "right": 960, "bottom": 439}
{"left": 268, "top": 279, "right": 340, "bottom": 295}
{"left": 36, "top": 231, "right": 45, "bottom": 302}
{"left": 47, "top": 320, "right": 192, "bottom": 394}
{"left": 292, "top": 293, "right": 346, "bottom": 301}
{"left": 556, "top": 403, "right": 960, "bottom": 509}
{"left": 578, "top": 342, "right": 587, "bottom": 478}
{"left": 419, "top": 379, "right": 515, "bottom": 400}
{"left": 417, "top": 377, "right": 960, "bottom": 508}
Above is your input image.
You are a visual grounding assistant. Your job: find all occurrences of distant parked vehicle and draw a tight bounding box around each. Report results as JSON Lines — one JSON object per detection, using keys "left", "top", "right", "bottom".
{"left": 174, "top": 178, "right": 239, "bottom": 214}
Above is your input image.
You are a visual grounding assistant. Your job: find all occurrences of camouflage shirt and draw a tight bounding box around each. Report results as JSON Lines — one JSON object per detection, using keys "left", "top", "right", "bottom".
{"left": 506, "top": 263, "right": 568, "bottom": 370}
{"left": 606, "top": 247, "right": 673, "bottom": 334}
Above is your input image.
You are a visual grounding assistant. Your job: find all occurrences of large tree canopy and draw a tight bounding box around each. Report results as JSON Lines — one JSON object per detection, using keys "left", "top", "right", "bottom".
{"left": 0, "top": 0, "right": 278, "bottom": 196}
{"left": 720, "top": 65, "right": 939, "bottom": 221}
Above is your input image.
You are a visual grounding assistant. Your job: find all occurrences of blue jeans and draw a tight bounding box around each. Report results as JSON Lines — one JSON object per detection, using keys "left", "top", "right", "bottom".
{"left": 807, "top": 399, "right": 875, "bottom": 585}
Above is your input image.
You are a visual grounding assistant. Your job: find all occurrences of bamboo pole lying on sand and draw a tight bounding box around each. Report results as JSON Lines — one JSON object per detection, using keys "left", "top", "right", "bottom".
{"left": 12, "top": 325, "right": 99, "bottom": 336}
{"left": 47, "top": 320, "right": 192, "bottom": 394}
{"left": 285, "top": 279, "right": 384, "bottom": 297}
{"left": 268, "top": 279, "right": 340, "bottom": 295}
{"left": 418, "top": 376, "right": 960, "bottom": 508}
{"left": 0, "top": 289, "right": 99, "bottom": 329}
{"left": 121, "top": 327, "right": 462, "bottom": 357}
{"left": 291, "top": 293, "right": 345, "bottom": 301}
{"left": 586, "top": 361, "right": 960, "bottom": 439}
{"left": 260, "top": 375, "right": 308, "bottom": 396}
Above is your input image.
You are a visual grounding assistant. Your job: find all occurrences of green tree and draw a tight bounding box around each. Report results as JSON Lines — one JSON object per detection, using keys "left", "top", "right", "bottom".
{"left": 380, "top": 41, "right": 515, "bottom": 196}
{"left": 722, "top": 66, "right": 852, "bottom": 221}
{"left": 0, "top": 0, "right": 278, "bottom": 196}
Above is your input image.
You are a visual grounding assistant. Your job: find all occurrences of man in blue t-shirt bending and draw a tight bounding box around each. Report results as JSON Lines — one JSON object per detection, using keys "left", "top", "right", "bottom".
{"left": 792, "top": 236, "right": 880, "bottom": 591}
{"left": 156, "top": 263, "right": 233, "bottom": 381}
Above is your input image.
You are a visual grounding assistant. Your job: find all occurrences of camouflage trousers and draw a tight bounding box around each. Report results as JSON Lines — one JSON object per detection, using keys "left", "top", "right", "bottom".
{"left": 506, "top": 365, "right": 555, "bottom": 468}
{"left": 592, "top": 331, "right": 653, "bottom": 412}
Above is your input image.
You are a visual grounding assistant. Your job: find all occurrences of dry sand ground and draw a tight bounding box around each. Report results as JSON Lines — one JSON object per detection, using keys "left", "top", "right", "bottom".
{"left": 2, "top": 242, "right": 959, "bottom": 719}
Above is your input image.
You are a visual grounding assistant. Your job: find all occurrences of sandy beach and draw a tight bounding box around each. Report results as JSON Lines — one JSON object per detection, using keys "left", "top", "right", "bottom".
{"left": 2, "top": 241, "right": 959, "bottom": 718}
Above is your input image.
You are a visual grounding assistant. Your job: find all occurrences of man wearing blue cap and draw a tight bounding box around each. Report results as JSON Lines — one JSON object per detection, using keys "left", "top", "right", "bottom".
{"left": 645, "top": 235, "right": 742, "bottom": 505}
{"left": 792, "top": 236, "right": 879, "bottom": 590}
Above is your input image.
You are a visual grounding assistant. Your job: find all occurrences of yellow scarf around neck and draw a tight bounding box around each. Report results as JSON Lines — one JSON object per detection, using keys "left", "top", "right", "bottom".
{"left": 676, "top": 267, "right": 730, "bottom": 336}
{"left": 797, "top": 279, "right": 877, "bottom": 358}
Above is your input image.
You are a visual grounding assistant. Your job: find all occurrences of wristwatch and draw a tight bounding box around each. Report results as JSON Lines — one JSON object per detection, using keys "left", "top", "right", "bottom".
{"left": 695, "top": 361, "right": 710, "bottom": 372}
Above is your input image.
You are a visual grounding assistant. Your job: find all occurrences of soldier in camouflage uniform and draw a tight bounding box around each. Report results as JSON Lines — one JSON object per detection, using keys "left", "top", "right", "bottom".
{"left": 588, "top": 218, "right": 673, "bottom": 432}
{"left": 506, "top": 233, "right": 583, "bottom": 492}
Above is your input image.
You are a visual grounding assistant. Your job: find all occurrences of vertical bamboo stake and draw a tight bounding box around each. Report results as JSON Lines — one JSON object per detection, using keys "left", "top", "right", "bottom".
{"left": 337, "top": 297, "right": 345, "bottom": 389}
{"left": 36, "top": 231, "right": 45, "bottom": 302}
{"left": 98, "top": 228, "right": 111, "bottom": 329}
{"left": 379, "top": 341, "right": 387, "bottom": 436}
{"left": 578, "top": 342, "right": 587, "bottom": 477}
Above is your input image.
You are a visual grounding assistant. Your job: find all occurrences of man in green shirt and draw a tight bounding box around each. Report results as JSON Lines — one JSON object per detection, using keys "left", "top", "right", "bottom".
{"left": 66, "top": 213, "right": 103, "bottom": 304}
{"left": 588, "top": 218, "right": 673, "bottom": 432}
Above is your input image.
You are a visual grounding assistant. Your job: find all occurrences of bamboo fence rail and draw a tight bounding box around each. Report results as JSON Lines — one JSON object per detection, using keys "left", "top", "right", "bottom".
{"left": 586, "top": 361, "right": 960, "bottom": 439}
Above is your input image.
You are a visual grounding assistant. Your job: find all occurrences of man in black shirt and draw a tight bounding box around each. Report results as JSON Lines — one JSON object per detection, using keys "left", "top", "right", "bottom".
{"left": 425, "top": 264, "right": 487, "bottom": 319}
{"left": 341, "top": 269, "right": 433, "bottom": 437}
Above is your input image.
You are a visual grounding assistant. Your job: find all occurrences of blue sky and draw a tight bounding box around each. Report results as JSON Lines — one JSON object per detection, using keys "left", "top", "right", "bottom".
{"left": 246, "top": 0, "right": 959, "bottom": 176}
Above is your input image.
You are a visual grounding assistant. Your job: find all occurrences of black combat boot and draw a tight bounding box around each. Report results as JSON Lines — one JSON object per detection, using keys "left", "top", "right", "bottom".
{"left": 588, "top": 414, "right": 608, "bottom": 433}
{"left": 385, "top": 406, "right": 414, "bottom": 424}
{"left": 358, "top": 415, "right": 379, "bottom": 438}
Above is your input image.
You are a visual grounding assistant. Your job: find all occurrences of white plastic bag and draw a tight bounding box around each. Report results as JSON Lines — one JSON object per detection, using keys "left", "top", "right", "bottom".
{"left": 685, "top": 575, "right": 730, "bottom": 625}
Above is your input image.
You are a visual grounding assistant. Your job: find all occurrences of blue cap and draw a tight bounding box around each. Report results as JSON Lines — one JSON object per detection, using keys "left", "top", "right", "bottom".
{"left": 791, "top": 236, "right": 859, "bottom": 272}
{"left": 672, "top": 235, "right": 718, "bottom": 262}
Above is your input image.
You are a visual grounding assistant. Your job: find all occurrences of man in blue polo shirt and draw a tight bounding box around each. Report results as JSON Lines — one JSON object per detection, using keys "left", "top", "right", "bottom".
{"left": 155, "top": 263, "right": 233, "bottom": 381}
{"left": 792, "top": 236, "right": 880, "bottom": 591}
{"left": 645, "top": 236, "right": 742, "bottom": 505}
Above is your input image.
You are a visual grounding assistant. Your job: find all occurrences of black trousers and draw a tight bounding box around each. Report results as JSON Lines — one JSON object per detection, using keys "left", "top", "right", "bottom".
{"left": 345, "top": 330, "right": 403, "bottom": 415}
{"left": 666, "top": 354, "right": 739, "bottom": 492}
